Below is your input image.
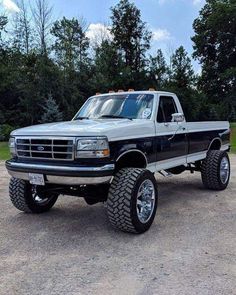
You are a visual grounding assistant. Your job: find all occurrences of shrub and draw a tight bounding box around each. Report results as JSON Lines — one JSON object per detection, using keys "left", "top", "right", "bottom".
{"left": 0, "top": 124, "right": 16, "bottom": 141}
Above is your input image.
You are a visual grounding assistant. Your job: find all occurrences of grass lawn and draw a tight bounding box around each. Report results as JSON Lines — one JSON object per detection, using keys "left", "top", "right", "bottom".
{"left": 0, "top": 142, "right": 10, "bottom": 160}
{"left": 231, "top": 123, "right": 236, "bottom": 154}
{"left": 0, "top": 124, "right": 235, "bottom": 160}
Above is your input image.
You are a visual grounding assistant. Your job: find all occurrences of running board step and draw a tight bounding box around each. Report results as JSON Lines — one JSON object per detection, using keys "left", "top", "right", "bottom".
{"left": 159, "top": 170, "right": 173, "bottom": 177}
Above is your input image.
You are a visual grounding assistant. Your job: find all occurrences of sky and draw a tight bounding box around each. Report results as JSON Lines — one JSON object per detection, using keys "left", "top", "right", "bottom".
{"left": 0, "top": 0, "right": 206, "bottom": 72}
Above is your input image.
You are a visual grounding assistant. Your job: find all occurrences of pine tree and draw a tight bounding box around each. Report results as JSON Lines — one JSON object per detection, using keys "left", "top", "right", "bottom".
{"left": 171, "top": 46, "right": 195, "bottom": 88}
{"left": 110, "top": 0, "right": 152, "bottom": 74}
{"left": 93, "top": 40, "right": 125, "bottom": 91}
{"left": 51, "top": 17, "right": 89, "bottom": 72}
{"left": 192, "top": 0, "right": 236, "bottom": 119}
{"left": 40, "top": 94, "right": 63, "bottom": 123}
{"left": 0, "top": 16, "right": 7, "bottom": 45}
{"left": 148, "top": 49, "right": 168, "bottom": 89}
{"left": 166, "top": 46, "right": 198, "bottom": 121}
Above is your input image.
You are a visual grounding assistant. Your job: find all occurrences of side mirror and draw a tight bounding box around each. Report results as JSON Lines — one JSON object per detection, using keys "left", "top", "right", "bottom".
{"left": 171, "top": 113, "right": 185, "bottom": 123}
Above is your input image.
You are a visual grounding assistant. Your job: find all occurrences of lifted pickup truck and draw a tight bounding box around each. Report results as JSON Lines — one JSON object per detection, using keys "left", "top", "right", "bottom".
{"left": 6, "top": 90, "right": 231, "bottom": 233}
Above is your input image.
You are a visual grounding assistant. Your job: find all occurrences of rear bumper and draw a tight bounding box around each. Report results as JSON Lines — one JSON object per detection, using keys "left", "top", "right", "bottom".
{"left": 6, "top": 160, "right": 114, "bottom": 185}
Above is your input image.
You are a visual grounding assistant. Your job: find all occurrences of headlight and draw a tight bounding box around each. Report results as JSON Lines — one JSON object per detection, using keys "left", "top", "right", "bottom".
{"left": 76, "top": 137, "right": 110, "bottom": 158}
{"left": 9, "top": 137, "right": 16, "bottom": 157}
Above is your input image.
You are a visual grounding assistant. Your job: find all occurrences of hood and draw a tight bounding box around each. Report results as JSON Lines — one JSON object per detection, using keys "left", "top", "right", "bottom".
{"left": 11, "top": 119, "right": 155, "bottom": 142}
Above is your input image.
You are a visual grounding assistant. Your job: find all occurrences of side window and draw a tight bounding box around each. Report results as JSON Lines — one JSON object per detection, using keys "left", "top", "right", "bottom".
{"left": 157, "top": 96, "right": 177, "bottom": 123}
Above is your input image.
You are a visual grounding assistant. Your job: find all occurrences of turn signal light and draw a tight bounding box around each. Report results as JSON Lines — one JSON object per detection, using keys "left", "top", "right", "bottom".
{"left": 102, "top": 149, "right": 110, "bottom": 157}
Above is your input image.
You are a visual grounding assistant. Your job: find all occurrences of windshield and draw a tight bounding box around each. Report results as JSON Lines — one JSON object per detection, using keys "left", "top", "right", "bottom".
{"left": 74, "top": 94, "right": 154, "bottom": 120}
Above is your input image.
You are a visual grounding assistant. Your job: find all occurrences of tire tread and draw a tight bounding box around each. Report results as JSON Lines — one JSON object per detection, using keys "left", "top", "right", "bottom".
{"left": 107, "top": 168, "right": 154, "bottom": 233}
{"left": 9, "top": 178, "right": 32, "bottom": 212}
{"left": 201, "top": 150, "right": 230, "bottom": 190}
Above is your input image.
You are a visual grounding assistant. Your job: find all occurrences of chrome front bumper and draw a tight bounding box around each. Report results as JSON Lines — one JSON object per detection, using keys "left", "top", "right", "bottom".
{"left": 6, "top": 161, "right": 114, "bottom": 185}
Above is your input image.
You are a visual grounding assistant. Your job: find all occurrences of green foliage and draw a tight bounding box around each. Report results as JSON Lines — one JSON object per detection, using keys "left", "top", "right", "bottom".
{"left": 170, "top": 46, "right": 195, "bottom": 88}
{"left": 0, "top": 0, "right": 235, "bottom": 126}
{"left": 148, "top": 49, "right": 168, "bottom": 89}
{"left": 162, "top": 47, "right": 198, "bottom": 121}
{"left": 110, "top": 0, "right": 152, "bottom": 87}
{"left": 50, "top": 17, "right": 92, "bottom": 119}
{"left": 0, "top": 15, "right": 8, "bottom": 58}
{"left": 0, "top": 16, "right": 7, "bottom": 42}
{"left": 92, "top": 40, "right": 125, "bottom": 91}
{"left": 192, "top": 0, "right": 236, "bottom": 119}
{"left": 0, "top": 124, "right": 15, "bottom": 141}
{"left": 51, "top": 17, "right": 89, "bottom": 71}
{"left": 40, "top": 94, "right": 63, "bottom": 123}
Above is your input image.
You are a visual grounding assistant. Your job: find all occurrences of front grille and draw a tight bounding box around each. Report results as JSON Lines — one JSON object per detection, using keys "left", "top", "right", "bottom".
{"left": 16, "top": 137, "right": 75, "bottom": 161}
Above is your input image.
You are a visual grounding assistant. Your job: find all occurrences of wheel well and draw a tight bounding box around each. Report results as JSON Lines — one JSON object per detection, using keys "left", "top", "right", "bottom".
{"left": 208, "top": 138, "right": 221, "bottom": 151}
{"left": 115, "top": 150, "right": 147, "bottom": 171}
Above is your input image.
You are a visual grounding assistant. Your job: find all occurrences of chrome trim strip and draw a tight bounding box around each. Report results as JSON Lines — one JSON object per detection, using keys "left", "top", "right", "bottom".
{"left": 47, "top": 175, "right": 112, "bottom": 185}
{"left": 15, "top": 136, "right": 76, "bottom": 140}
{"left": 7, "top": 170, "right": 112, "bottom": 185}
{"left": 7, "top": 162, "right": 115, "bottom": 172}
{"left": 154, "top": 151, "right": 207, "bottom": 172}
{"left": 207, "top": 137, "right": 222, "bottom": 151}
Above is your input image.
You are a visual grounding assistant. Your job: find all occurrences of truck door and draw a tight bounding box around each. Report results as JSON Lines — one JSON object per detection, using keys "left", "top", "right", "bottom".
{"left": 155, "top": 95, "right": 188, "bottom": 164}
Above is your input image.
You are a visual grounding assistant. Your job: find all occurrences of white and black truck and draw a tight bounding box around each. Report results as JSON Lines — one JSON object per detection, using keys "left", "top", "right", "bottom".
{"left": 6, "top": 90, "right": 231, "bottom": 233}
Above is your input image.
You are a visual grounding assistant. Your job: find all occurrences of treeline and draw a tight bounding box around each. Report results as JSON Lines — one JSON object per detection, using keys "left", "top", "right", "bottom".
{"left": 0, "top": 0, "right": 235, "bottom": 139}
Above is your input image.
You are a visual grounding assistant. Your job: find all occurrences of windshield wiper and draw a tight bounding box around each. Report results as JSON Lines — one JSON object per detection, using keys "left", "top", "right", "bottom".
{"left": 74, "top": 116, "right": 90, "bottom": 120}
{"left": 99, "top": 115, "right": 133, "bottom": 120}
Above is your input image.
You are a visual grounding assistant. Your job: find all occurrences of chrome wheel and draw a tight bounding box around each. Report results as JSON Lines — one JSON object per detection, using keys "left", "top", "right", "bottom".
{"left": 220, "top": 156, "right": 230, "bottom": 184}
{"left": 136, "top": 179, "right": 156, "bottom": 223}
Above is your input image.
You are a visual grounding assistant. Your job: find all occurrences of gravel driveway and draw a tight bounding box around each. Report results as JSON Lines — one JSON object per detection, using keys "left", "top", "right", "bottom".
{"left": 0, "top": 157, "right": 235, "bottom": 295}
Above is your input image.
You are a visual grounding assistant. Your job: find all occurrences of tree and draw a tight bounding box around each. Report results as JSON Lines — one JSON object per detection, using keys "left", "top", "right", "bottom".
{"left": 148, "top": 49, "right": 168, "bottom": 89}
{"left": 92, "top": 40, "right": 126, "bottom": 91}
{"left": 2, "top": 0, "right": 230, "bottom": 128}
{"left": 0, "top": 16, "right": 7, "bottom": 45}
{"left": 15, "top": 52, "right": 62, "bottom": 126}
{"left": 12, "top": 0, "right": 34, "bottom": 54}
{"left": 192, "top": 0, "right": 236, "bottom": 119}
{"left": 51, "top": 17, "right": 89, "bottom": 72}
{"left": 170, "top": 46, "right": 195, "bottom": 88}
{"left": 50, "top": 17, "right": 91, "bottom": 119}
{"left": 110, "top": 0, "right": 152, "bottom": 76}
{"left": 32, "top": 0, "right": 53, "bottom": 55}
{"left": 166, "top": 46, "right": 198, "bottom": 121}
{"left": 40, "top": 94, "right": 63, "bottom": 123}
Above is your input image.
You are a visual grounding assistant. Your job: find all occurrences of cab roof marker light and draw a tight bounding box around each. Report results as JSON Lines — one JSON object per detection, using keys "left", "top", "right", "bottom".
{"left": 109, "top": 90, "right": 115, "bottom": 93}
{"left": 128, "top": 89, "right": 134, "bottom": 92}
{"left": 96, "top": 92, "right": 101, "bottom": 95}
{"left": 118, "top": 90, "right": 124, "bottom": 92}
{"left": 149, "top": 88, "right": 156, "bottom": 91}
